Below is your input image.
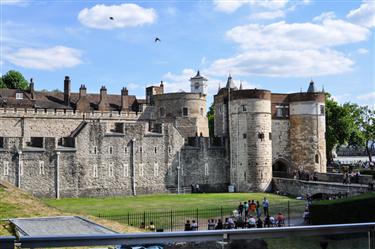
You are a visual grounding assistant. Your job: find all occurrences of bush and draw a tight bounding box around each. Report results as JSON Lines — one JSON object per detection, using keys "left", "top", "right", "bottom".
{"left": 310, "top": 193, "right": 375, "bottom": 225}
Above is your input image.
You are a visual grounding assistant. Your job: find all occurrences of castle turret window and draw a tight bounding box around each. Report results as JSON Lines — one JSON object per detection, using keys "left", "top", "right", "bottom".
{"left": 204, "top": 162, "right": 209, "bottom": 176}
{"left": 124, "top": 146, "right": 128, "bottom": 154}
{"left": 154, "top": 146, "right": 157, "bottom": 154}
{"left": 3, "top": 161, "right": 9, "bottom": 176}
{"left": 154, "top": 162, "right": 159, "bottom": 177}
{"left": 320, "top": 105, "right": 325, "bottom": 115}
{"left": 241, "top": 105, "right": 246, "bottom": 112}
{"left": 0, "top": 137, "right": 4, "bottom": 148}
{"left": 315, "top": 154, "right": 319, "bottom": 164}
{"left": 276, "top": 104, "right": 289, "bottom": 118}
{"left": 93, "top": 146, "right": 97, "bottom": 154}
{"left": 139, "top": 163, "right": 144, "bottom": 176}
{"left": 39, "top": 161, "right": 45, "bottom": 175}
{"left": 93, "top": 164, "right": 98, "bottom": 178}
{"left": 182, "top": 107, "right": 188, "bottom": 116}
{"left": 123, "top": 163, "right": 129, "bottom": 177}
{"left": 108, "top": 163, "right": 114, "bottom": 177}
{"left": 109, "top": 146, "right": 113, "bottom": 154}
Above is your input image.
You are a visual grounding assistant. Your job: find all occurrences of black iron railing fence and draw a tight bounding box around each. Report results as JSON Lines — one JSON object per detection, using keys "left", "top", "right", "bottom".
{"left": 97, "top": 201, "right": 306, "bottom": 231}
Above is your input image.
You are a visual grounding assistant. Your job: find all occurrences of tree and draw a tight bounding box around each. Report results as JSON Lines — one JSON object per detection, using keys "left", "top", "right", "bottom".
{"left": 345, "top": 104, "right": 375, "bottom": 162}
{"left": 325, "top": 93, "right": 356, "bottom": 163}
{"left": 0, "top": 77, "right": 4, "bottom": 88}
{"left": 1, "top": 70, "right": 29, "bottom": 90}
{"left": 207, "top": 102, "right": 215, "bottom": 137}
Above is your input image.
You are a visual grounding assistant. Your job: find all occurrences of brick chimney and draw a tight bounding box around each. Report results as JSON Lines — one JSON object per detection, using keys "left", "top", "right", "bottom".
{"left": 160, "top": 81, "right": 164, "bottom": 94}
{"left": 29, "top": 78, "right": 35, "bottom": 100}
{"left": 64, "top": 76, "right": 71, "bottom": 106}
{"left": 76, "top": 84, "right": 90, "bottom": 113}
{"left": 121, "top": 87, "right": 129, "bottom": 112}
{"left": 98, "top": 86, "right": 109, "bottom": 112}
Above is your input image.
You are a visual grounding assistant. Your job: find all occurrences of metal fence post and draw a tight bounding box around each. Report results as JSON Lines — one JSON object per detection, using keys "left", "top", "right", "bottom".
{"left": 127, "top": 212, "right": 130, "bottom": 225}
{"left": 143, "top": 212, "right": 146, "bottom": 228}
{"left": 170, "top": 210, "right": 173, "bottom": 232}
{"left": 221, "top": 206, "right": 223, "bottom": 221}
{"left": 196, "top": 208, "right": 199, "bottom": 229}
{"left": 288, "top": 201, "right": 290, "bottom": 227}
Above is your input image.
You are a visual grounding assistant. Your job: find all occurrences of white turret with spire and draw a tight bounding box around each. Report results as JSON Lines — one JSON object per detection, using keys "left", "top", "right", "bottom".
{"left": 190, "top": 70, "right": 208, "bottom": 94}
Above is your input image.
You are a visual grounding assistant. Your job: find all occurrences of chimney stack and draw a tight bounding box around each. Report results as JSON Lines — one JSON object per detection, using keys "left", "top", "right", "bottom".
{"left": 79, "top": 84, "right": 87, "bottom": 97}
{"left": 160, "top": 81, "right": 164, "bottom": 94}
{"left": 98, "top": 85, "right": 109, "bottom": 112}
{"left": 64, "top": 76, "right": 71, "bottom": 106}
{"left": 29, "top": 78, "right": 35, "bottom": 100}
{"left": 121, "top": 87, "right": 129, "bottom": 112}
{"left": 76, "top": 84, "right": 90, "bottom": 113}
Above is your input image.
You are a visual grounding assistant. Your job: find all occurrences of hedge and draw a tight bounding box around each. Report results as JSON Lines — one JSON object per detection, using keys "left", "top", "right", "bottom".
{"left": 360, "top": 170, "right": 375, "bottom": 179}
{"left": 310, "top": 193, "right": 375, "bottom": 225}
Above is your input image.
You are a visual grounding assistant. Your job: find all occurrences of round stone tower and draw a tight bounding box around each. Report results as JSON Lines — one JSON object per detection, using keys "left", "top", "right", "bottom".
{"left": 229, "top": 89, "right": 272, "bottom": 192}
{"left": 289, "top": 81, "right": 326, "bottom": 173}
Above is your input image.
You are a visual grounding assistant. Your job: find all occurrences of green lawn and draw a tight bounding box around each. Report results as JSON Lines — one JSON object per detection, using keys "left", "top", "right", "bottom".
{"left": 44, "top": 193, "right": 304, "bottom": 216}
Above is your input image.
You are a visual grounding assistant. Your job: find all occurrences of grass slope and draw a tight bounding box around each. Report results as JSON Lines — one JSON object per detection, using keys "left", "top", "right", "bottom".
{"left": 0, "top": 181, "right": 140, "bottom": 236}
{"left": 45, "top": 192, "right": 304, "bottom": 216}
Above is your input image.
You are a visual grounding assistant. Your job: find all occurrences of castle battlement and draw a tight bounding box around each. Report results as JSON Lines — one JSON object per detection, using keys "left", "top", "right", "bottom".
{"left": 0, "top": 108, "right": 141, "bottom": 120}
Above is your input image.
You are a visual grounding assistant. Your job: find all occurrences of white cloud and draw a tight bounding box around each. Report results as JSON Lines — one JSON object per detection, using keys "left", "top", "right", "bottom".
{"left": 162, "top": 68, "right": 261, "bottom": 96}
{"left": 226, "top": 19, "right": 369, "bottom": 50}
{"left": 6, "top": 46, "right": 83, "bottom": 70}
{"left": 313, "top": 11, "right": 336, "bottom": 22}
{"left": 249, "top": 10, "right": 285, "bottom": 20}
{"left": 213, "top": 0, "right": 288, "bottom": 13}
{"left": 78, "top": 3, "right": 157, "bottom": 30}
{"left": 162, "top": 69, "right": 195, "bottom": 93}
{"left": 347, "top": 0, "right": 375, "bottom": 28}
{"left": 357, "top": 92, "right": 375, "bottom": 101}
{"left": 207, "top": 49, "right": 354, "bottom": 77}
{"left": 357, "top": 48, "right": 369, "bottom": 54}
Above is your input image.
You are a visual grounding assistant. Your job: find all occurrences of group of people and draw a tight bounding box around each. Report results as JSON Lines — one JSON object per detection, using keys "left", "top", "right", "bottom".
{"left": 184, "top": 220, "right": 199, "bottom": 231}
{"left": 140, "top": 222, "right": 156, "bottom": 232}
{"left": 237, "top": 197, "right": 270, "bottom": 218}
{"left": 293, "top": 169, "right": 318, "bottom": 181}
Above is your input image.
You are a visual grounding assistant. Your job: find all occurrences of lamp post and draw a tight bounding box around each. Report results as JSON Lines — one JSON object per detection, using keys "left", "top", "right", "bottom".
{"left": 56, "top": 151, "right": 60, "bottom": 199}
{"left": 177, "top": 150, "right": 181, "bottom": 194}
{"left": 131, "top": 138, "right": 137, "bottom": 196}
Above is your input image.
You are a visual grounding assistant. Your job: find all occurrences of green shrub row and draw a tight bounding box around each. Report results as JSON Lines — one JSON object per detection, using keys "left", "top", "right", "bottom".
{"left": 310, "top": 193, "right": 375, "bottom": 225}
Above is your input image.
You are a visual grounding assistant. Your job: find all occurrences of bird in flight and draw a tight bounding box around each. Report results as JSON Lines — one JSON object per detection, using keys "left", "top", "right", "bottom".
{"left": 109, "top": 17, "right": 114, "bottom": 20}
{"left": 155, "top": 37, "right": 161, "bottom": 43}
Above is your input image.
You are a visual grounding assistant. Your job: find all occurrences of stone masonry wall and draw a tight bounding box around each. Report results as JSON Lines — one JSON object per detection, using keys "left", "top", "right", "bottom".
{"left": 271, "top": 120, "right": 291, "bottom": 169}
{"left": 229, "top": 99, "right": 272, "bottom": 192}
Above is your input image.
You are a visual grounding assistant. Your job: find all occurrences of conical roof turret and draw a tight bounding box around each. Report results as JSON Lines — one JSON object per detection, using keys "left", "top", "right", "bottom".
{"left": 307, "top": 80, "right": 317, "bottom": 93}
{"left": 226, "top": 74, "right": 236, "bottom": 89}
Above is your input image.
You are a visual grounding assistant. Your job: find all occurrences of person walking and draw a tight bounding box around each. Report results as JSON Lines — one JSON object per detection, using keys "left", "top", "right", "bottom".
{"left": 256, "top": 200, "right": 261, "bottom": 218}
{"left": 262, "top": 197, "right": 269, "bottom": 216}
{"left": 244, "top": 201, "right": 249, "bottom": 218}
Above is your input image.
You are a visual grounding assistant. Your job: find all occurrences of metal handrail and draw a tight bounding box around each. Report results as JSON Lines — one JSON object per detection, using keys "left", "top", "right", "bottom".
{"left": 3, "top": 222, "right": 373, "bottom": 248}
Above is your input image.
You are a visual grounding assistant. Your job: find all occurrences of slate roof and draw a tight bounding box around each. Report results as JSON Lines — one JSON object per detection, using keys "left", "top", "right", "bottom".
{"left": 0, "top": 88, "right": 144, "bottom": 111}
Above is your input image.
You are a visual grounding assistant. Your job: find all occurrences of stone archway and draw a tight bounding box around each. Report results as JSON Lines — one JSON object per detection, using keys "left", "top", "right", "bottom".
{"left": 272, "top": 158, "right": 290, "bottom": 177}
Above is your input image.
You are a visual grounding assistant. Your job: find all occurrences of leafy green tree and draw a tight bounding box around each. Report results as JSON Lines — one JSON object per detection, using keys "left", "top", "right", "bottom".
{"left": 1, "top": 70, "right": 29, "bottom": 90}
{"left": 325, "top": 93, "right": 356, "bottom": 163}
{"left": 0, "top": 77, "right": 4, "bottom": 88}
{"left": 345, "top": 103, "right": 375, "bottom": 162}
{"left": 207, "top": 102, "right": 215, "bottom": 137}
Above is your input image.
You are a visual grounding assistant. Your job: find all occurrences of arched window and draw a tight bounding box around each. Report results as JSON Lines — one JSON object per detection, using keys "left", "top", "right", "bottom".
{"left": 315, "top": 154, "right": 319, "bottom": 164}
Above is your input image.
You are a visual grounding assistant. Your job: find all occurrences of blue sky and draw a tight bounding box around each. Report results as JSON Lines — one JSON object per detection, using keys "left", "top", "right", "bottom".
{"left": 1, "top": 0, "right": 374, "bottom": 108}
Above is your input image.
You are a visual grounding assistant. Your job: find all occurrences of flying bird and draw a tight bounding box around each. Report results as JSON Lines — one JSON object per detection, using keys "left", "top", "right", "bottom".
{"left": 154, "top": 37, "right": 161, "bottom": 43}
{"left": 109, "top": 17, "right": 114, "bottom": 20}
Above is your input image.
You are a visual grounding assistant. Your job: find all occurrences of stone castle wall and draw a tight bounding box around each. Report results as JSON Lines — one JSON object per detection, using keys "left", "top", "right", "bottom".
{"left": 289, "top": 100, "right": 326, "bottom": 173}
{"left": 229, "top": 98, "right": 272, "bottom": 192}
{"left": 271, "top": 120, "right": 291, "bottom": 168}
{"left": 0, "top": 119, "right": 228, "bottom": 198}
